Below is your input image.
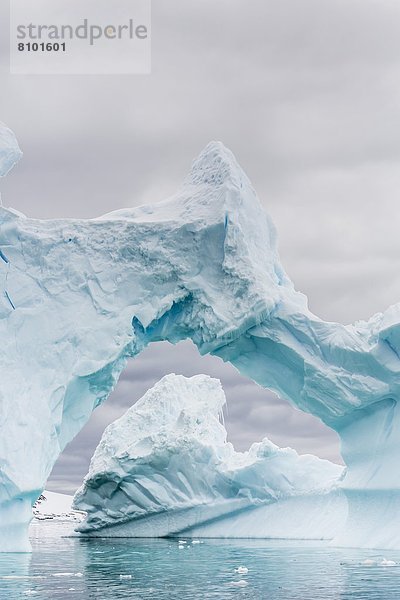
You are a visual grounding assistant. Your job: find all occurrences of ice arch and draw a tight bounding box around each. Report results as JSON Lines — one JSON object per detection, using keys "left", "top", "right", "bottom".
{"left": 0, "top": 123, "right": 400, "bottom": 550}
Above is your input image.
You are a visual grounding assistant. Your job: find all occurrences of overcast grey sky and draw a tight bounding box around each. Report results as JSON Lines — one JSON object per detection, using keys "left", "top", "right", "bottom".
{"left": 1, "top": 0, "right": 400, "bottom": 493}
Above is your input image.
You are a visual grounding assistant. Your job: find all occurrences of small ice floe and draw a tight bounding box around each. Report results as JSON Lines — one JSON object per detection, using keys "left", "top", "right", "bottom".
{"left": 74, "top": 573, "right": 83, "bottom": 577}
{"left": 362, "top": 559, "right": 376, "bottom": 566}
{"left": 380, "top": 558, "right": 397, "bottom": 567}
{"left": 191, "top": 540, "right": 201, "bottom": 544}
{"left": 234, "top": 566, "right": 249, "bottom": 574}
{"left": 178, "top": 540, "right": 187, "bottom": 544}
{"left": 23, "top": 592, "right": 38, "bottom": 596}
{"left": 231, "top": 580, "right": 249, "bottom": 587}
{"left": 119, "top": 575, "right": 132, "bottom": 579}
{"left": 178, "top": 545, "right": 185, "bottom": 549}
{"left": 53, "top": 573, "right": 75, "bottom": 577}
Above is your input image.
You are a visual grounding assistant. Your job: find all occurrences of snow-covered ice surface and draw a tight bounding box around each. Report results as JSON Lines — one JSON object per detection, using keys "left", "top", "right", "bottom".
{"left": 74, "top": 374, "right": 345, "bottom": 539}
{"left": 1, "top": 121, "right": 400, "bottom": 549}
{"left": 32, "top": 491, "right": 84, "bottom": 523}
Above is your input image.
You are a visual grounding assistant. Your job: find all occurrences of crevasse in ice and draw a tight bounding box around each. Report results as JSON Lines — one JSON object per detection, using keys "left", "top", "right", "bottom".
{"left": 1, "top": 120, "right": 400, "bottom": 550}
{"left": 73, "top": 374, "right": 346, "bottom": 538}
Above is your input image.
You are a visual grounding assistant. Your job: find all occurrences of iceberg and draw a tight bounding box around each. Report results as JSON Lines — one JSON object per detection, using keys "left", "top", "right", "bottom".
{"left": 0, "top": 121, "right": 399, "bottom": 549}
{"left": 73, "top": 374, "right": 346, "bottom": 539}
{"left": 0, "top": 122, "right": 22, "bottom": 178}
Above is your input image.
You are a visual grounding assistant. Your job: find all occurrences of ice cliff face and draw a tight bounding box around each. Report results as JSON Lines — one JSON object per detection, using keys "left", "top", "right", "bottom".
{"left": 0, "top": 121, "right": 400, "bottom": 550}
{"left": 74, "top": 374, "right": 345, "bottom": 538}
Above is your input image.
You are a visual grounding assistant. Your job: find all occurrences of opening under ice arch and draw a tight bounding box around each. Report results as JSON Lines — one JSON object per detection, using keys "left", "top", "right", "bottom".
{"left": 48, "top": 337, "right": 342, "bottom": 495}
{"left": 1, "top": 123, "right": 400, "bottom": 550}
{"left": 71, "top": 369, "right": 345, "bottom": 540}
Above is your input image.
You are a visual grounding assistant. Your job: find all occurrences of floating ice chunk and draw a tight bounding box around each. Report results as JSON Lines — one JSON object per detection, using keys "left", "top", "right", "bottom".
{"left": 119, "top": 574, "right": 132, "bottom": 579}
{"left": 362, "top": 559, "right": 376, "bottom": 566}
{"left": 235, "top": 567, "right": 249, "bottom": 574}
{"left": 380, "top": 559, "right": 396, "bottom": 566}
{"left": 231, "top": 580, "right": 248, "bottom": 587}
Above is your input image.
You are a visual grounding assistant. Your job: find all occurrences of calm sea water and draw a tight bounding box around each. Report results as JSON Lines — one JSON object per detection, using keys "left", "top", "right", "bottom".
{"left": 1, "top": 522, "right": 400, "bottom": 599}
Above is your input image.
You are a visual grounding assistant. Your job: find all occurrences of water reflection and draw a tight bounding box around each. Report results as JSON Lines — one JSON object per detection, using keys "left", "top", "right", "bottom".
{"left": 0, "top": 522, "right": 400, "bottom": 599}
{"left": 0, "top": 551, "right": 32, "bottom": 599}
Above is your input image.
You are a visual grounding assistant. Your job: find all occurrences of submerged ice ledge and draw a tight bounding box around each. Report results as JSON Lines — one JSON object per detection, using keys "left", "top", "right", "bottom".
{"left": 1, "top": 121, "right": 400, "bottom": 549}
{"left": 73, "top": 374, "right": 346, "bottom": 539}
